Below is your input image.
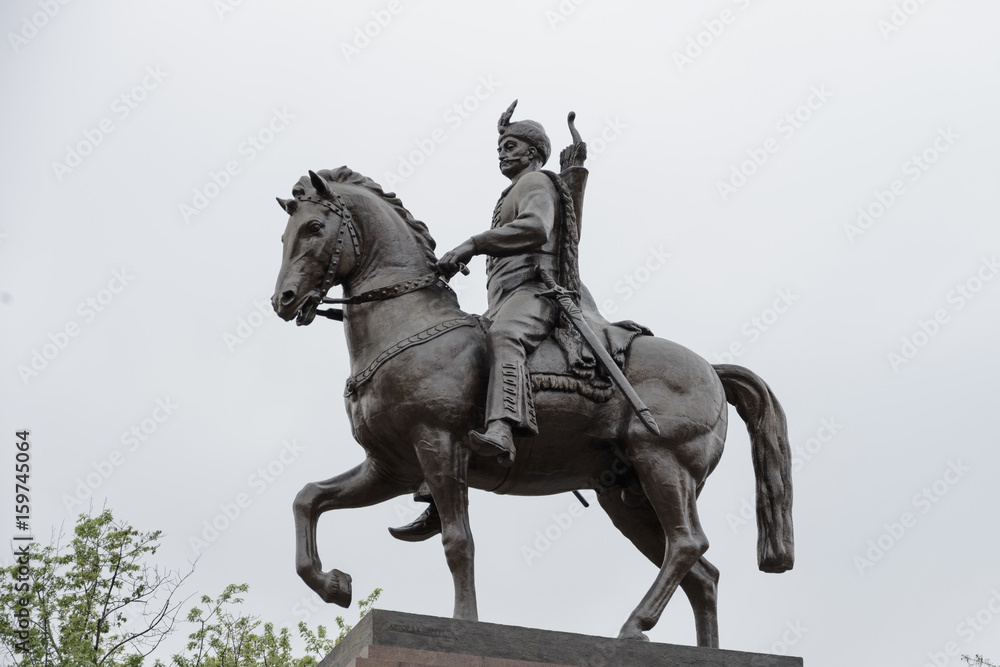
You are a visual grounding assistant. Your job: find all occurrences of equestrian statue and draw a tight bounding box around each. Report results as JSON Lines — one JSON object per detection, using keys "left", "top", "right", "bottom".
{"left": 270, "top": 101, "right": 794, "bottom": 647}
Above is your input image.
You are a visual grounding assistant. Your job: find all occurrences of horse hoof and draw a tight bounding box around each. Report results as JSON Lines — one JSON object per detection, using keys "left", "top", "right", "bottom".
{"left": 617, "top": 624, "right": 650, "bottom": 642}
{"left": 319, "top": 569, "right": 353, "bottom": 607}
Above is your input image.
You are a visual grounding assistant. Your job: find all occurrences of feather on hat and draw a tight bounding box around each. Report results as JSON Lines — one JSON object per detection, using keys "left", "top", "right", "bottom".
{"left": 497, "top": 100, "right": 551, "bottom": 165}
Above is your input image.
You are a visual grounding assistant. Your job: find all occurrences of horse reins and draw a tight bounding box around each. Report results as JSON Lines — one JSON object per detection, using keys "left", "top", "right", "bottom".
{"left": 317, "top": 271, "right": 447, "bottom": 322}
{"left": 300, "top": 189, "right": 460, "bottom": 323}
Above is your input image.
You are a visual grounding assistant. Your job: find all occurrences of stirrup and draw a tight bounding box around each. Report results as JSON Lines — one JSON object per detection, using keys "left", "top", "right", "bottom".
{"left": 468, "top": 429, "right": 515, "bottom": 468}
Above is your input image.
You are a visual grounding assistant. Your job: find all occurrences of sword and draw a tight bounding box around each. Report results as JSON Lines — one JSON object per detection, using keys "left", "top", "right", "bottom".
{"left": 536, "top": 269, "right": 661, "bottom": 437}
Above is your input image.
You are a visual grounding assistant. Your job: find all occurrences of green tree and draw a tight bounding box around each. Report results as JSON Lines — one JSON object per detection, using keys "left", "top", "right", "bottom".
{"left": 963, "top": 656, "right": 999, "bottom": 667}
{"left": 167, "top": 584, "right": 295, "bottom": 667}
{"left": 1, "top": 508, "right": 381, "bottom": 666}
{"left": 0, "top": 509, "right": 190, "bottom": 666}
{"left": 163, "top": 584, "right": 380, "bottom": 667}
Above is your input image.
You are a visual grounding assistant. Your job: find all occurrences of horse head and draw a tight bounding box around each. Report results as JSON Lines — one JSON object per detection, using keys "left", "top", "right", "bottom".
{"left": 271, "top": 169, "right": 361, "bottom": 326}
{"left": 271, "top": 167, "right": 440, "bottom": 326}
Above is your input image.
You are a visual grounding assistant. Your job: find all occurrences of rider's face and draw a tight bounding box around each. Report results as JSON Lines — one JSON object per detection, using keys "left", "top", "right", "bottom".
{"left": 497, "top": 137, "right": 536, "bottom": 179}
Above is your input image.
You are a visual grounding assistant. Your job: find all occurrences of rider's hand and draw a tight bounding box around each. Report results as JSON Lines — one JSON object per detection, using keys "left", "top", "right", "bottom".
{"left": 436, "top": 239, "right": 476, "bottom": 279}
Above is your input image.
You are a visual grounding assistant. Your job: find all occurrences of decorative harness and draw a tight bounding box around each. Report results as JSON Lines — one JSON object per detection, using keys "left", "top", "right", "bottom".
{"left": 296, "top": 190, "right": 361, "bottom": 316}
{"left": 299, "top": 189, "right": 480, "bottom": 398}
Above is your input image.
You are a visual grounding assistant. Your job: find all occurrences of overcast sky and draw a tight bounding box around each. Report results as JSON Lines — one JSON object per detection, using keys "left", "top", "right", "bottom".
{"left": 2, "top": 1, "right": 999, "bottom": 665}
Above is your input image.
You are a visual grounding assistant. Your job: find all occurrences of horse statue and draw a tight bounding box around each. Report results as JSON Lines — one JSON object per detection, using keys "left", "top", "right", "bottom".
{"left": 271, "top": 166, "right": 793, "bottom": 647}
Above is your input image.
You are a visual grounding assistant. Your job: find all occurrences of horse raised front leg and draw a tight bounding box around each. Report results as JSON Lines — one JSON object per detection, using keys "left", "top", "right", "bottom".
{"left": 293, "top": 458, "right": 407, "bottom": 607}
{"left": 412, "top": 426, "right": 478, "bottom": 621}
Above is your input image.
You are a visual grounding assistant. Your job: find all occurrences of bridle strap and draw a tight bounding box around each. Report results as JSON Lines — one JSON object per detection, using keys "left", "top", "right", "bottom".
{"left": 299, "top": 186, "right": 450, "bottom": 323}
{"left": 323, "top": 272, "right": 444, "bottom": 305}
{"left": 298, "top": 191, "right": 361, "bottom": 300}
{"left": 293, "top": 191, "right": 360, "bottom": 322}
{"left": 315, "top": 272, "right": 448, "bottom": 322}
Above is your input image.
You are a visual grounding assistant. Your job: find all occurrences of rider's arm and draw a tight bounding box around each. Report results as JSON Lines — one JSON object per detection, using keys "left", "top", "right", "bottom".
{"left": 470, "top": 172, "right": 556, "bottom": 258}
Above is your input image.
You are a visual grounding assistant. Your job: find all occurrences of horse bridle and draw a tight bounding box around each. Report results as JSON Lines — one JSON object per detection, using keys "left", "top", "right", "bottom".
{"left": 297, "top": 188, "right": 454, "bottom": 323}
{"left": 293, "top": 190, "right": 361, "bottom": 320}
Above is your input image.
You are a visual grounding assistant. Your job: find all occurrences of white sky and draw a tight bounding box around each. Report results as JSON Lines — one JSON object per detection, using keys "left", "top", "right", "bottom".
{"left": 2, "top": 1, "right": 999, "bottom": 665}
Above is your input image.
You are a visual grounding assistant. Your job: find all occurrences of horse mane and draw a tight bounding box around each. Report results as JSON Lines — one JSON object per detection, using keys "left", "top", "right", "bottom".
{"left": 302, "top": 166, "right": 438, "bottom": 270}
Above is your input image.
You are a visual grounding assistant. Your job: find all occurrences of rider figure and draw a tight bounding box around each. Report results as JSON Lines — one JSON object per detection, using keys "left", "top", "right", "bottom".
{"left": 438, "top": 105, "right": 563, "bottom": 466}
{"left": 390, "top": 101, "right": 576, "bottom": 541}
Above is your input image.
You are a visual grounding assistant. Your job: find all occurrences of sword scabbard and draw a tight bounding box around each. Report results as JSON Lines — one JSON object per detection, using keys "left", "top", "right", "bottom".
{"left": 535, "top": 269, "right": 660, "bottom": 437}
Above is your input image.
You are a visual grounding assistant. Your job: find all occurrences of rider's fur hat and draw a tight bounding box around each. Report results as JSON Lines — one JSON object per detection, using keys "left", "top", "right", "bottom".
{"left": 497, "top": 100, "right": 551, "bottom": 165}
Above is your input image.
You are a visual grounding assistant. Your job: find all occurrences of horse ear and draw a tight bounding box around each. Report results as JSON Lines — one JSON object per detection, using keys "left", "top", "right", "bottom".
{"left": 276, "top": 197, "right": 296, "bottom": 214}
{"left": 308, "top": 170, "right": 334, "bottom": 200}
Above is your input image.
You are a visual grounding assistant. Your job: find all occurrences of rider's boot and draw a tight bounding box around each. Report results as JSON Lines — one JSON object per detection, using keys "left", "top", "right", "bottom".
{"left": 468, "top": 419, "right": 515, "bottom": 468}
{"left": 388, "top": 502, "right": 441, "bottom": 542}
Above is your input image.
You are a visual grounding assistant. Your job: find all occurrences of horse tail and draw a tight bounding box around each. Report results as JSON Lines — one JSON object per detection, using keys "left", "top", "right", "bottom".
{"left": 713, "top": 364, "right": 794, "bottom": 573}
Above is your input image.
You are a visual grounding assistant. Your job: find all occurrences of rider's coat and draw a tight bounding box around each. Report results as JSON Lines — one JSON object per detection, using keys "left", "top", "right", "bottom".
{"left": 471, "top": 170, "right": 561, "bottom": 436}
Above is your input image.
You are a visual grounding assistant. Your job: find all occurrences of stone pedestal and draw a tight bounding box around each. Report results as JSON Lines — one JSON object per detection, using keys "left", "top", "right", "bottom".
{"left": 319, "top": 609, "right": 803, "bottom": 667}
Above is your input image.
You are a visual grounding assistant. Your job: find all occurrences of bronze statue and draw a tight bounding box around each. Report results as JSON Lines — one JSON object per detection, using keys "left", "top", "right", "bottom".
{"left": 271, "top": 102, "right": 794, "bottom": 647}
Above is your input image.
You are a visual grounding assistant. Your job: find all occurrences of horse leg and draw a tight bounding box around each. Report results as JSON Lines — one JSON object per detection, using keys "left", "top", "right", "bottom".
{"left": 412, "top": 426, "right": 478, "bottom": 621}
{"left": 617, "top": 435, "right": 714, "bottom": 641}
{"left": 293, "top": 458, "right": 408, "bottom": 606}
{"left": 680, "top": 557, "right": 720, "bottom": 648}
{"left": 597, "top": 487, "right": 720, "bottom": 648}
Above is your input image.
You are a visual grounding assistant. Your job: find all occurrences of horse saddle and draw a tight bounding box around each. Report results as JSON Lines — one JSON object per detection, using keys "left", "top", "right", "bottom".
{"left": 526, "top": 285, "right": 652, "bottom": 402}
